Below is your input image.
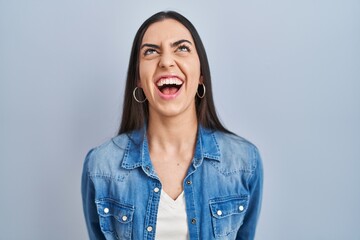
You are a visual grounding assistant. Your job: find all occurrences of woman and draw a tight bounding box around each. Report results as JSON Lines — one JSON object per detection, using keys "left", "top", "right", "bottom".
{"left": 82, "top": 11, "right": 263, "bottom": 240}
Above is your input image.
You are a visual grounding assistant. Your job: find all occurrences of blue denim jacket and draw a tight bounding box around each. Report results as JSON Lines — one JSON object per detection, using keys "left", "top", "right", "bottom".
{"left": 81, "top": 126, "right": 263, "bottom": 240}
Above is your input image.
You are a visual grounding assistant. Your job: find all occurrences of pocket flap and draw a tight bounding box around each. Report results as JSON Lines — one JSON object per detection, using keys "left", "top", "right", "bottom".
{"left": 96, "top": 198, "right": 135, "bottom": 223}
{"left": 209, "top": 195, "right": 249, "bottom": 219}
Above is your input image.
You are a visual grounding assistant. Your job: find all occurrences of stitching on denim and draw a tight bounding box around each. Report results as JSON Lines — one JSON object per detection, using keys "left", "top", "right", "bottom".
{"left": 121, "top": 162, "right": 142, "bottom": 169}
{"left": 96, "top": 198, "right": 135, "bottom": 210}
{"left": 120, "top": 137, "right": 134, "bottom": 169}
{"left": 190, "top": 176, "right": 200, "bottom": 238}
{"left": 209, "top": 195, "right": 249, "bottom": 204}
{"left": 247, "top": 146, "right": 260, "bottom": 182}
{"left": 211, "top": 132, "right": 221, "bottom": 153}
{"left": 209, "top": 195, "right": 248, "bottom": 237}
{"left": 208, "top": 161, "right": 252, "bottom": 176}
{"left": 89, "top": 171, "right": 130, "bottom": 182}
{"left": 97, "top": 198, "right": 134, "bottom": 239}
{"left": 203, "top": 153, "right": 220, "bottom": 161}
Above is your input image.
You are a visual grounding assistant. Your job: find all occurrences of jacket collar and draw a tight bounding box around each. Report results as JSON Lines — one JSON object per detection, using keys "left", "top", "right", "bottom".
{"left": 118, "top": 125, "right": 221, "bottom": 170}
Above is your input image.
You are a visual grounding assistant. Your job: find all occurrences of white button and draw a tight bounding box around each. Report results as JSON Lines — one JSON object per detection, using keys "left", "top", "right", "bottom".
{"left": 122, "top": 215, "right": 128, "bottom": 221}
{"left": 154, "top": 187, "right": 160, "bottom": 193}
{"left": 147, "top": 226, "right": 153, "bottom": 232}
{"left": 239, "top": 205, "right": 244, "bottom": 211}
{"left": 103, "top": 208, "right": 109, "bottom": 214}
{"left": 217, "top": 210, "right": 222, "bottom": 216}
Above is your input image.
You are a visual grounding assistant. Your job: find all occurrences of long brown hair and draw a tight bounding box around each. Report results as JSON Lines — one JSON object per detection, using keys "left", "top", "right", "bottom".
{"left": 118, "top": 11, "right": 231, "bottom": 135}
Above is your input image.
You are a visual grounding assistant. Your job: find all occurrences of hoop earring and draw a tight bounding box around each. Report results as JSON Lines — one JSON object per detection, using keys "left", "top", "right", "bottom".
{"left": 197, "top": 83, "right": 206, "bottom": 99}
{"left": 133, "top": 87, "right": 147, "bottom": 103}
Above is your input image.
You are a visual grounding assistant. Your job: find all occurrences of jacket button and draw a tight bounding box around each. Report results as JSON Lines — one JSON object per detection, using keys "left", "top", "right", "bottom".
{"left": 186, "top": 180, "right": 192, "bottom": 185}
{"left": 147, "top": 226, "right": 153, "bottom": 232}
{"left": 217, "top": 210, "right": 222, "bottom": 216}
{"left": 103, "top": 208, "right": 109, "bottom": 214}
{"left": 122, "top": 215, "right": 128, "bottom": 221}
{"left": 191, "top": 218, "right": 196, "bottom": 224}
{"left": 239, "top": 205, "right": 244, "bottom": 211}
{"left": 154, "top": 187, "right": 160, "bottom": 193}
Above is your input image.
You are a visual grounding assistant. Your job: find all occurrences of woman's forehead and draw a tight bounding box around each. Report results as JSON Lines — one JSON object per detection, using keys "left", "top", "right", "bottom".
{"left": 142, "top": 19, "right": 194, "bottom": 44}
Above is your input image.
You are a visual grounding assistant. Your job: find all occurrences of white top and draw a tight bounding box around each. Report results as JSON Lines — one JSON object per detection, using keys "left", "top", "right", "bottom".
{"left": 155, "top": 190, "right": 189, "bottom": 240}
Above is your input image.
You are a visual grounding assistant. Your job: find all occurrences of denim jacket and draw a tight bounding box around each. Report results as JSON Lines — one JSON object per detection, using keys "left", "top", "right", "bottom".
{"left": 81, "top": 126, "right": 263, "bottom": 240}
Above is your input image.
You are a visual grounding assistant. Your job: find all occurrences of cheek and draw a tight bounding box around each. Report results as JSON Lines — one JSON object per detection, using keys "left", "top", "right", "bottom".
{"left": 190, "top": 57, "right": 201, "bottom": 77}
{"left": 138, "top": 62, "right": 147, "bottom": 80}
{"left": 182, "top": 58, "right": 201, "bottom": 78}
{"left": 139, "top": 62, "right": 154, "bottom": 86}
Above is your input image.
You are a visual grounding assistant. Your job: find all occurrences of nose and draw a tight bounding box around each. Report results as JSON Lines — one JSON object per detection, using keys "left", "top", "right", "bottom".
{"left": 158, "top": 52, "right": 175, "bottom": 68}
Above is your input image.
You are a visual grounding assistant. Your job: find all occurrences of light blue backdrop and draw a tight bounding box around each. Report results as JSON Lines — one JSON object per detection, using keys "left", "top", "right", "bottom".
{"left": 1, "top": 0, "right": 359, "bottom": 239}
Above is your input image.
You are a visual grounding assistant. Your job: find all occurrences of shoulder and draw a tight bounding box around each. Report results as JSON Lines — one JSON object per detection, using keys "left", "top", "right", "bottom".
{"left": 214, "top": 131, "right": 259, "bottom": 156}
{"left": 212, "top": 131, "right": 261, "bottom": 174}
{"left": 83, "top": 133, "right": 131, "bottom": 176}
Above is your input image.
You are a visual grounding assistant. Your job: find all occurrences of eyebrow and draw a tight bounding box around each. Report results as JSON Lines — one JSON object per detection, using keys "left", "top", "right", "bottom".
{"left": 171, "top": 39, "right": 192, "bottom": 47}
{"left": 140, "top": 43, "right": 160, "bottom": 49}
{"left": 140, "top": 39, "right": 193, "bottom": 49}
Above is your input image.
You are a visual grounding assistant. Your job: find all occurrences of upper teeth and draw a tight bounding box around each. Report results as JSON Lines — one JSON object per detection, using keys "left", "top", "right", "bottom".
{"left": 157, "top": 78, "right": 183, "bottom": 87}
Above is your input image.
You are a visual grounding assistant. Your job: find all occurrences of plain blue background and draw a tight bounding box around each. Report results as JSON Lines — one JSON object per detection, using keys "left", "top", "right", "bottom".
{"left": 1, "top": 0, "right": 359, "bottom": 239}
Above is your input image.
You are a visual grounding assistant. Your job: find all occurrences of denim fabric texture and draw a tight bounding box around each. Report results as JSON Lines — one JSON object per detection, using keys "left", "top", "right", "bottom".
{"left": 81, "top": 126, "right": 263, "bottom": 240}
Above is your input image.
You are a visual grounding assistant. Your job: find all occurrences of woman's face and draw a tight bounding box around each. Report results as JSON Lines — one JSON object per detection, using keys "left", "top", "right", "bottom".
{"left": 139, "top": 19, "right": 201, "bottom": 119}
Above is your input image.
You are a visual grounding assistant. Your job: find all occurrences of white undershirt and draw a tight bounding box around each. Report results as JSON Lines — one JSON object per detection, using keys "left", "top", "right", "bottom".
{"left": 155, "top": 190, "right": 189, "bottom": 240}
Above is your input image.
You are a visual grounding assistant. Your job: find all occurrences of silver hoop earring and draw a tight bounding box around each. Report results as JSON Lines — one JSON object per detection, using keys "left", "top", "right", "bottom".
{"left": 133, "top": 87, "right": 147, "bottom": 103}
{"left": 197, "top": 83, "right": 206, "bottom": 99}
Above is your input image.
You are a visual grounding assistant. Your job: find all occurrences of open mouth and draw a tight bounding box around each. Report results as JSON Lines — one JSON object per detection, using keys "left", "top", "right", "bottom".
{"left": 156, "top": 77, "right": 183, "bottom": 95}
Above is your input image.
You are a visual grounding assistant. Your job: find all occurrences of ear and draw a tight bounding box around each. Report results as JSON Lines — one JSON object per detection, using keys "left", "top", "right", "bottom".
{"left": 137, "top": 82, "right": 142, "bottom": 87}
{"left": 199, "top": 75, "right": 204, "bottom": 84}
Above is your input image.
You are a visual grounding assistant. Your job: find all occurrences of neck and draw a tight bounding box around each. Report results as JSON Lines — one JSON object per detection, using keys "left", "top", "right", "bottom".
{"left": 147, "top": 112, "right": 198, "bottom": 153}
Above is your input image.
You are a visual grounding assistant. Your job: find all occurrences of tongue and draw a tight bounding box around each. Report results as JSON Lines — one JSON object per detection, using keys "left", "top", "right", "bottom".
{"left": 161, "top": 86, "right": 178, "bottom": 95}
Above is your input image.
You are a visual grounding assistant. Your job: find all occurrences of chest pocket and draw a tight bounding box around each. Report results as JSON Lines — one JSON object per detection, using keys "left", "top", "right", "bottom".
{"left": 209, "top": 195, "right": 249, "bottom": 238}
{"left": 95, "top": 198, "right": 135, "bottom": 240}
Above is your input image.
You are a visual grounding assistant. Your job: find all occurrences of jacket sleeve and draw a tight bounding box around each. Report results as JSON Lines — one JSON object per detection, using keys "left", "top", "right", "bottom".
{"left": 81, "top": 149, "right": 106, "bottom": 240}
{"left": 236, "top": 146, "right": 263, "bottom": 240}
